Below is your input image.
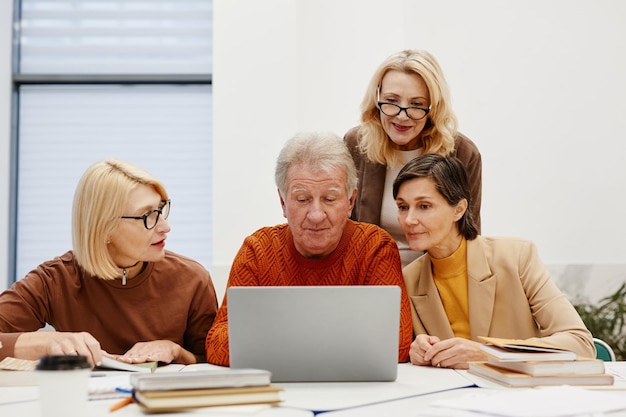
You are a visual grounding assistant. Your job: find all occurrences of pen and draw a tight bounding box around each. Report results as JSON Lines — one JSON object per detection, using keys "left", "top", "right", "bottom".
{"left": 115, "top": 387, "right": 134, "bottom": 394}
{"left": 109, "top": 396, "right": 133, "bottom": 412}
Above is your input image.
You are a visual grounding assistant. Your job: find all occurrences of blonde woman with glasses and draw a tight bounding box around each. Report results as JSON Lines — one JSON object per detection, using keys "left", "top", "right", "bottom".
{"left": 345, "top": 49, "right": 482, "bottom": 267}
{"left": 0, "top": 159, "right": 218, "bottom": 367}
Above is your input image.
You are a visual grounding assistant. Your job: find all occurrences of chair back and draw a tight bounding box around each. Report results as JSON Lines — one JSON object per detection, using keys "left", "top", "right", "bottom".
{"left": 593, "top": 337, "right": 616, "bottom": 361}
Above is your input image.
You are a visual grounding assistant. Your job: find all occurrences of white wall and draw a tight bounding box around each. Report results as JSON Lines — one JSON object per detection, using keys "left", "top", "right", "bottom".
{"left": 2, "top": 0, "right": 625, "bottom": 299}
{"left": 212, "top": 0, "right": 626, "bottom": 301}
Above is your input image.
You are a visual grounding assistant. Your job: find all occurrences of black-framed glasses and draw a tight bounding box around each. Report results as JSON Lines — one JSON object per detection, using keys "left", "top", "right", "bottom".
{"left": 378, "top": 102, "right": 430, "bottom": 120}
{"left": 376, "top": 88, "right": 430, "bottom": 121}
{"left": 121, "top": 200, "right": 171, "bottom": 230}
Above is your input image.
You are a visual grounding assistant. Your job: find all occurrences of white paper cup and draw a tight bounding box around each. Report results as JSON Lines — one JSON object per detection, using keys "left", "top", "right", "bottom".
{"left": 36, "top": 355, "right": 91, "bottom": 417}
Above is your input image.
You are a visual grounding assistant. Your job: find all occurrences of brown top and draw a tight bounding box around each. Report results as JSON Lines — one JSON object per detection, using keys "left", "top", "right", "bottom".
{"left": 0, "top": 250, "right": 218, "bottom": 360}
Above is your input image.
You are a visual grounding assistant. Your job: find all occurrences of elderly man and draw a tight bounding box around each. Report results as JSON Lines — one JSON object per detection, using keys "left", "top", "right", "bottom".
{"left": 205, "top": 131, "right": 412, "bottom": 366}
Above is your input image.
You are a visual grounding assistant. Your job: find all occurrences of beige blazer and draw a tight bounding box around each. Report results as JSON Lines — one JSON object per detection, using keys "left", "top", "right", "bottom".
{"left": 403, "top": 236, "right": 595, "bottom": 358}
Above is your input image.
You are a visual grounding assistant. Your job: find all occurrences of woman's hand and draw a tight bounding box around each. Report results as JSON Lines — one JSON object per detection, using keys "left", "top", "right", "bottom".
{"left": 14, "top": 331, "right": 104, "bottom": 367}
{"left": 115, "top": 340, "right": 197, "bottom": 365}
{"left": 423, "top": 337, "right": 487, "bottom": 369}
{"left": 409, "top": 334, "right": 441, "bottom": 365}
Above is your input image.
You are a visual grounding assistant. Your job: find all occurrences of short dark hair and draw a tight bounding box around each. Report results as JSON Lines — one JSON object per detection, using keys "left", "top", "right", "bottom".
{"left": 392, "top": 154, "right": 478, "bottom": 240}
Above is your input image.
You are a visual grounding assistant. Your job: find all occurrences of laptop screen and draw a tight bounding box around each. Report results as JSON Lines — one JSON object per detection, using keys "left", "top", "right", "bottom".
{"left": 227, "top": 285, "right": 401, "bottom": 382}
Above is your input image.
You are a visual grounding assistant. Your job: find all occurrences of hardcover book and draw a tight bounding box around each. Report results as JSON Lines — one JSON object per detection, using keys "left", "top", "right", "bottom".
{"left": 129, "top": 368, "right": 272, "bottom": 391}
{"left": 134, "top": 385, "right": 283, "bottom": 412}
{"left": 95, "top": 357, "right": 156, "bottom": 373}
{"left": 478, "top": 336, "right": 578, "bottom": 362}
{"left": 486, "top": 356, "right": 605, "bottom": 376}
{"left": 468, "top": 362, "right": 614, "bottom": 388}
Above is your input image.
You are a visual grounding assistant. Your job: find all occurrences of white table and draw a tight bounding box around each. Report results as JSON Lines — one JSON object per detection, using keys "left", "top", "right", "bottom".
{"left": 275, "top": 363, "right": 473, "bottom": 413}
{"left": 0, "top": 363, "right": 472, "bottom": 416}
{"left": 3, "top": 363, "right": 626, "bottom": 416}
{"left": 322, "top": 364, "right": 626, "bottom": 417}
{"left": 0, "top": 396, "right": 314, "bottom": 417}
{"left": 322, "top": 385, "right": 626, "bottom": 417}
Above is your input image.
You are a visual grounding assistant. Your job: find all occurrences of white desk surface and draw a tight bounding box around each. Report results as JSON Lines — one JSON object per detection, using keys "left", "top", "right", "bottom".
{"left": 3, "top": 362, "right": 626, "bottom": 417}
{"left": 0, "top": 362, "right": 471, "bottom": 416}
{"left": 322, "top": 385, "right": 626, "bottom": 417}
{"left": 276, "top": 362, "right": 472, "bottom": 413}
{"left": 323, "top": 363, "right": 626, "bottom": 417}
{"left": 0, "top": 396, "right": 313, "bottom": 417}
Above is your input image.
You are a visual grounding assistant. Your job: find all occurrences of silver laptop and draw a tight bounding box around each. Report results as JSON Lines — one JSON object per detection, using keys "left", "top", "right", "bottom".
{"left": 228, "top": 285, "right": 400, "bottom": 382}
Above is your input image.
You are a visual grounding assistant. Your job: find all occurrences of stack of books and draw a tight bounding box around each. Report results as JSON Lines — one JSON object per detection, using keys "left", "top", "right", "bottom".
{"left": 468, "top": 336, "right": 614, "bottom": 388}
{"left": 129, "top": 368, "right": 282, "bottom": 412}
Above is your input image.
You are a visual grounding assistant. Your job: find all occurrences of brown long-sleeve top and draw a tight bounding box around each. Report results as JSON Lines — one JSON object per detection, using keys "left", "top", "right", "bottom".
{"left": 0, "top": 250, "right": 218, "bottom": 360}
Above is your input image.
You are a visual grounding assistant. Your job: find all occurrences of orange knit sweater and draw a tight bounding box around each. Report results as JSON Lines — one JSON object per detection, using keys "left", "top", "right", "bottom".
{"left": 206, "top": 220, "right": 412, "bottom": 365}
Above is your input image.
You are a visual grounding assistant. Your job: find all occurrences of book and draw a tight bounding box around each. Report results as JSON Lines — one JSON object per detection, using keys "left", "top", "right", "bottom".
{"left": 95, "top": 357, "right": 157, "bottom": 373}
{"left": 468, "top": 362, "right": 614, "bottom": 388}
{"left": 0, "top": 357, "right": 37, "bottom": 371}
{"left": 0, "top": 370, "right": 37, "bottom": 386}
{"left": 0, "top": 356, "right": 156, "bottom": 387}
{"left": 0, "top": 357, "right": 38, "bottom": 386}
{"left": 478, "top": 336, "right": 578, "bottom": 362}
{"left": 129, "top": 368, "right": 272, "bottom": 391}
{"left": 133, "top": 385, "right": 283, "bottom": 411}
{"left": 0, "top": 355, "right": 156, "bottom": 373}
{"left": 486, "top": 356, "right": 605, "bottom": 376}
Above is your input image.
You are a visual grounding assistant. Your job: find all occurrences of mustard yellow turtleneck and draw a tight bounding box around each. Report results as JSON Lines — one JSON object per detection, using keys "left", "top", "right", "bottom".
{"left": 430, "top": 238, "right": 470, "bottom": 339}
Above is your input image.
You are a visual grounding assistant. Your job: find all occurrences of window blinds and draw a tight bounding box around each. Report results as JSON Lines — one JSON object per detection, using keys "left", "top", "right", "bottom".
{"left": 19, "top": 0, "right": 212, "bottom": 74}
{"left": 16, "top": 84, "right": 213, "bottom": 280}
{"left": 14, "top": 0, "right": 213, "bottom": 282}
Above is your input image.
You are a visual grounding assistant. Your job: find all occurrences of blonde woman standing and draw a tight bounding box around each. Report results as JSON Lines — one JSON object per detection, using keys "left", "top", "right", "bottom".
{"left": 345, "top": 49, "right": 482, "bottom": 267}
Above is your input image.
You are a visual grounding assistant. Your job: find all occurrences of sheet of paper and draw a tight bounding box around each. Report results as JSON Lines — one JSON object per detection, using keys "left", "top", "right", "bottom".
{"left": 605, "top": 362, "right": 626, "bottom": 380}
{"left": 152, "top": 362, "right": 226, "bottom": 373}
{"left": 0, "top": 357, "right": 37, "bottom": 371}
{"left": 88, "top": 374, "right": 131, "bottom": 400}
{"left": 431, "top": 385, "right": 626, "bottom": 417}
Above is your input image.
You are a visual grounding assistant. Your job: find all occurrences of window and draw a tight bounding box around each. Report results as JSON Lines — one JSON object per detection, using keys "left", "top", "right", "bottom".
{"left": 11, "top": 0, "right": 213, "bottom": 282}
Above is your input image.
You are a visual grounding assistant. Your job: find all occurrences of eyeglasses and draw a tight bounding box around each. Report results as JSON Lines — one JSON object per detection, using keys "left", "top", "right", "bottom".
{"left": 377, "top": 88, "right": 430, "bottom": 121}
{"left": 378, "top": 102, "right": 430, "bottom": 120}
{"left": 121, "top": 200, "right": 170, "bottom": 230}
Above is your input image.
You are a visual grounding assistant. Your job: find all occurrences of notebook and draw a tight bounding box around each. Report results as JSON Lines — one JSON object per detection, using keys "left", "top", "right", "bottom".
{"left": 227, "top": 285, "right": 401, "bottom": 382}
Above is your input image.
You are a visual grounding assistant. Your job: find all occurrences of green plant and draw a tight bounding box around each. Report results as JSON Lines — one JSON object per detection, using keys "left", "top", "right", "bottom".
{"left": 573, "top": 282, "right": 626, "bottom": 361}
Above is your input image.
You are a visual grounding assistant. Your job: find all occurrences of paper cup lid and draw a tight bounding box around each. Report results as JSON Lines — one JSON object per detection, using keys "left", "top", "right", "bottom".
{"left": 36, "top": 355, "right": 90, "bottom": 370}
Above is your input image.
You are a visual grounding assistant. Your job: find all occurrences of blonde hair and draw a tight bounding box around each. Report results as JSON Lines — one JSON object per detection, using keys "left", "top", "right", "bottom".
{"left": 359, "top": 49, "right": 458, "bottom": 167}
{"left": 72, "top": 159, "right": 168, "bottom": 279}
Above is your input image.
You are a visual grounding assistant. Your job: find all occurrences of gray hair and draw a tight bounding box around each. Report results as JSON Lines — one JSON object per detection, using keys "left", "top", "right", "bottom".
{"left": 275, "top": 131, "right": 358, "bottom": 197}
